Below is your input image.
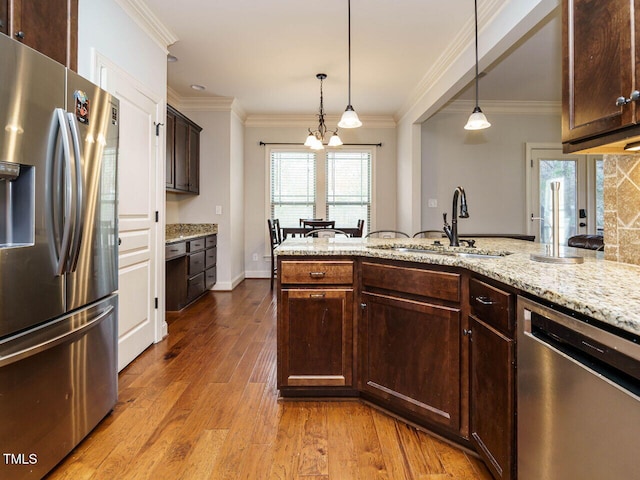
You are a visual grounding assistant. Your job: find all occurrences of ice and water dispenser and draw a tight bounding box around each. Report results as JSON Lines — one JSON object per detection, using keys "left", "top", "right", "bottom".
{"left": 0, "top": 160, "right": 34, "bottom": 248}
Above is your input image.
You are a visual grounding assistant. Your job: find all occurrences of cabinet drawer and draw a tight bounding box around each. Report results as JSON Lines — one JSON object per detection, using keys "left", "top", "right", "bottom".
{"left": 188, "top": 251, "right": 205, "bottom": 275}
{"left": 205, "top": 267, "right": 217, "bottom": 289}
{"left": 205, "top": 247, "right": 217, "bottom": 269}
{"left": 362, "top": 262, "right": 460, "bottom": 303}
{"left": 469, "top": 278, "right": 513, "bottom": 334}
{"left": 165, "top": 242, "right": 186, "bottom": 260}
{"left": 187, "top": 272, "right": 205, "bottom": 301}
{"left": 188, "top": 238, "right": 205, "bottom": 252}
{"left": 280, "top": 261, "right": 353, "bottom": 285}
{"left": 205, "top": 235, "right": 217, "bottom": 248}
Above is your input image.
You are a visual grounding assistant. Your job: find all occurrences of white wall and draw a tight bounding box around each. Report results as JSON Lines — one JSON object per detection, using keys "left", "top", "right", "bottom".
{"left": 421, "top": 105, "right": 561, "bottom": 235}
{"left": 243, "top": 118, "right": 397, "bottom": 278}
{"left": 77, "top": 0, "right": 167, "bottom": 98}
{"left": 166, "top": 106, "right": 246, "bottom": 290}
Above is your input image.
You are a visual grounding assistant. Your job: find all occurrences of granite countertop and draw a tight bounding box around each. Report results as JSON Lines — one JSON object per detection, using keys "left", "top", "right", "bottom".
{"left": 275, "top": 237, "right": 640, "bottom": 336}
{"left": 166, "top": 223, "right": 218, "bottom": 244}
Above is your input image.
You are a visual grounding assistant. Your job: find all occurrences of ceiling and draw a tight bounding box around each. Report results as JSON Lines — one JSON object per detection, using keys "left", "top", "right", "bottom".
{"left": 144, "top": 0, "right": 561, "bottom": 119}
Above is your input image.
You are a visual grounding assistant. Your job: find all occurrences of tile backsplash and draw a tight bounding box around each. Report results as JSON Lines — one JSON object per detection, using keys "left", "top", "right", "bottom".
{"left": 603, "top": 155, "right": 640, "bottom": 266}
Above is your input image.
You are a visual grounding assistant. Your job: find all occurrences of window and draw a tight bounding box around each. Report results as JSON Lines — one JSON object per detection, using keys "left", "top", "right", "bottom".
{"left": 269, "top": 148, "right": 373, "bottom": 233}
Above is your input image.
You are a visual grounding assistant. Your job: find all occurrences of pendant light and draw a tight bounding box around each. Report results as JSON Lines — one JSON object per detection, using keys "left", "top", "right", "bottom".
{"left": 464, "top": 0, "right": 491, "bottom": 130}
{"left": 338, "top": 0, "right": 362, "bottom": 129}
{"left": 305, "top": 73, "right": 343, "bottom": 150}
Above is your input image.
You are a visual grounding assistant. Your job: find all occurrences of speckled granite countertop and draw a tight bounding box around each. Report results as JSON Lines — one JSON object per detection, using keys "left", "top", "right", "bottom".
{"left": 166, "top": 223, "right": 218, "bottom": 244}
{"left": 275, "top": 237, "right": 640, "bottom": 336}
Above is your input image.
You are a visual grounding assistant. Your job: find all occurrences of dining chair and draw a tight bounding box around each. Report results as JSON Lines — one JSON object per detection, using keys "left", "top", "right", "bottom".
{"left": 302, "top": 220, "right": 335, "bottom": 229}
{"left": 413, "top": 230, "right": 445, "bottom": 238}
{"left": 267, "top": 219, "right": 281, "bottom": 289}
{"left": 299, "top": 218, "right": 323, "bottom": 226}
{"left": 355, "top": 219, "right": 365, "bottom": 237}
{"left": 365, "top": 230, "right": 410, "bottom": 238}
{"left": 304, "top": 228, "right": 348, "bottom": 238}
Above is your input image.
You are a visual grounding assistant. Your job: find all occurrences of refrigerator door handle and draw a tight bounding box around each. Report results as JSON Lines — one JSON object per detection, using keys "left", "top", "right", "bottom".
{"left": 0, "top": 304, "right": 114, "bottom": 368}
{"left": 66, "top": 112, "right": 84, "bottom": 272}
{"left": 53, "top": 108, "right": 75, "bottom": 276}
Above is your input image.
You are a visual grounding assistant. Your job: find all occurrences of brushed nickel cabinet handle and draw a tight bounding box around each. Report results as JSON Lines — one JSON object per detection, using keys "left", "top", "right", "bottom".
{"left": 475, "top": 296, "right": 496, "bottom": 306}
{"left": 309, "top": 271, "right": 326, "bottom": 278}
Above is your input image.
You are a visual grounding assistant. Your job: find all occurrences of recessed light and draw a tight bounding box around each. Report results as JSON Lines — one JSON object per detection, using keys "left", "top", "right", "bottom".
{"left": 167, "top": 54, "right": 178, "bottom": 63}
{"left": 191, "top": 84, "right": 206, "bottom": 91}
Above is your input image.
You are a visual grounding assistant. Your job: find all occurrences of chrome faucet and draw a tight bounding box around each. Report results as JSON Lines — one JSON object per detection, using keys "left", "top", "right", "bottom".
{"left": 443, "top": 186, "right": 469, "bottom": 246}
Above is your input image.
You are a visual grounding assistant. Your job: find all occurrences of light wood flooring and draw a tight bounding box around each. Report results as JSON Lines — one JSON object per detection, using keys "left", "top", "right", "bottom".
{"left": 48, "top": 279, "right": 493, "bottom": 480}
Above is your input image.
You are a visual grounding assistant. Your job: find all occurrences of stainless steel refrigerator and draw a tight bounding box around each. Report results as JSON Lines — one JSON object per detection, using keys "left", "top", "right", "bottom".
{"left": 0, "top": 34, "right": 118, "bottom": 479}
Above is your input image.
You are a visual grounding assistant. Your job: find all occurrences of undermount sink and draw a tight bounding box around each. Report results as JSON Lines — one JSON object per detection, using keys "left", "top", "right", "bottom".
{"left": 369, "top": 245, "right": 512, "bottom": 259}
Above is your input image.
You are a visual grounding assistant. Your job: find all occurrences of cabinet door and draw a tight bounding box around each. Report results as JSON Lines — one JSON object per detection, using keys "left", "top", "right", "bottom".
{"left": 165, "top": 109, "right": 175, "bottom": 188}
{"left": 0, "top": 0, "right": 8, "bottom": 35}
{"left": 188, "top": 124, "right": 200, "bottom": 194}
{"left": 173, "top": 115, "right": 189, "bottom": 191}
{"left": 11, "top": 0, "right": 77, "bottom": 69}
{"left": 563, "top": 0, "right": 634, "bottom": 143}
{"left": 470, "top": 316, "right": 515, "bottom": 480}
{"left": 360, "top": 292, "right": 461, "bottom": 431}
{"left": 279, "top": 289, "right": 353, "bottom": 388}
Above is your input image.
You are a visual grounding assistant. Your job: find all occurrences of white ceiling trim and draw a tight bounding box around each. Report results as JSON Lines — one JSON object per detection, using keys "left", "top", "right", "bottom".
{"left": 115, "top": 0, "right": 179, "bottom": 52}
{"left": 398, "top": 0, "right": 505, "bottom": 121}
{"left": 443, "top": 99, "right": 560, "bottom": 115}
{"left": 244, "top": 114, "right": 396, "bottom": 129}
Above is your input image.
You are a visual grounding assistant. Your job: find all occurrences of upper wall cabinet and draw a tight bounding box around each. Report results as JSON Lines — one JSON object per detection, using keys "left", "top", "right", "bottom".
{"left": 166, "top": 105, "right": 202, "bottom": 195}
{"left": 562, "top": 0, "right": 640, "bottom": 153}
{"left": 2, "top": 0, "right": 78, "bottom": 70}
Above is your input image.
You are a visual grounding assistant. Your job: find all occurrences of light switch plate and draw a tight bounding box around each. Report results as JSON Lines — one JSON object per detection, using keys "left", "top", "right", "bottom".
{"left": 428, "top": 199, "right": 438, "bottom": 208}
{"left": 215, "top": 205, "right": 222, "bottom": 215}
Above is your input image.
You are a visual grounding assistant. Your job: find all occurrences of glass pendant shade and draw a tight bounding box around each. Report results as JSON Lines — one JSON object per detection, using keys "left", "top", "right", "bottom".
{"left": 464, "top": 106, "right": 491, "bottom": 130}
{"left": 328, "top": 133, "right": 343, "bottom": 146}
{"left": 304, "top": 132, "right": 316, "bottom": 147}
{"left": 338, "top": 106, "right": 362, "bottom": 128}
{"left": 310, "top": 136, "right": 324, "bottom": 150}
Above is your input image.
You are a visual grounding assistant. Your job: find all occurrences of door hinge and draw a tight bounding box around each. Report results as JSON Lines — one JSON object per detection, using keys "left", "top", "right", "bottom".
{"left": 154, "top": 122, "right": 164, "bottom": 136}
{"left": 154, "top": 297, "right": 158, "bottom": 309}
{"left": 530, "top": 158, "right": 533, "bottom": 167}
{"left": 155, "top": 211, "right": 159, "bottom": 222}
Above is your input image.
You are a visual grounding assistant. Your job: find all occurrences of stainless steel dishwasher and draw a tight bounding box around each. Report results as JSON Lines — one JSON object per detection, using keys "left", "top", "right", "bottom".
{"left": 517, "top": 296, "right": 640, "bottom": 480}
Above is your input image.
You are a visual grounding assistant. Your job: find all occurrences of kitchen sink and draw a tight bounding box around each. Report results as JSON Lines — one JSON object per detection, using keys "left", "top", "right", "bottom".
{"left": 368, "top": 245, "right": 512, "bottom": 259}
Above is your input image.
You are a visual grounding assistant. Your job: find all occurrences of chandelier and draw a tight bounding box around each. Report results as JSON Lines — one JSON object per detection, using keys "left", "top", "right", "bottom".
{"left": 304, "top": 73, "right": 343, "bottom": 150}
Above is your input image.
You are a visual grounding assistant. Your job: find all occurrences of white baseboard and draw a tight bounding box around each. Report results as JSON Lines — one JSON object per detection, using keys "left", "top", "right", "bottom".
{"left": 211, "top": 272, "right": 246, "bottom": 291}
{"left": 245, "top": 270, "right": 270, "bottom": 279}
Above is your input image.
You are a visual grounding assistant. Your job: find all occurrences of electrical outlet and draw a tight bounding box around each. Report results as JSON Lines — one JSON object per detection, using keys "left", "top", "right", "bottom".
{"left": 428, "top": 198, "right": 438, "bottom": 208}
{"left": 215, "top": 205, "right": 222, "bottom": 215}
{"left": 252, "top": 253, "right": 259, "bottom": 261}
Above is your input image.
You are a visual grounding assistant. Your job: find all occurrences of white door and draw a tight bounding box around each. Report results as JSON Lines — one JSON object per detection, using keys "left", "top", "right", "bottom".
{"left": 96, "top": 58, "right": 161, "bottom": 371}
{"left": 527, "top": 145, "right": 604, "bottom": 245}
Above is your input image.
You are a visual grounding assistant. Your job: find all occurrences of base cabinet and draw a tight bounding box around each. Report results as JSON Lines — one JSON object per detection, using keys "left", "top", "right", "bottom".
{"left": 360, "top": 291, "right": 461, "bottom": 431}
{"left": 165, "top": 234, "right": 216, "bottom": 311}
{"left": 279, "top": 288, "right": 353, "bottom": 388}
{"left": 469, "top": 277, "right": 516, "bottom": 480}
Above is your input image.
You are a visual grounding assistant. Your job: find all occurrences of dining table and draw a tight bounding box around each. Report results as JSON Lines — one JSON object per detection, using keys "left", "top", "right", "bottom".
{"left": 280, "top": 226, "right": 362, "bottom": 239}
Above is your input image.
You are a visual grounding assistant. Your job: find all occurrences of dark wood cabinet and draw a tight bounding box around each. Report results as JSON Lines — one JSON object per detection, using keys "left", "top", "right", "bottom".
{"left": 4, "top": 0, "right": 77, "bottom": 70}
{"left": 359, "top": 260, "right": 464, "bottom": 435}
{"left": 562, "top": 0, "right": 640, "bottom": 152}
{"left": 468, "top": 278, "right": 516, "bottom": 480}
{"left": 360, "top": 291, "right": 461, "bottom": 431}
{"left": 0, "top": 1, "right": 8, "bottom": 35}
{"left": 277, "top": 260, "right": 355, "bottom": 392}
{"left": 165, "top": 234, "right": 216, "bottom": 311}
{"left": 166, "top": 105, "right": 201, "bottom": 194}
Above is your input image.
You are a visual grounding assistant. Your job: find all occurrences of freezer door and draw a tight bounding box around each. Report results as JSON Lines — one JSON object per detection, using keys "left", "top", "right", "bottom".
{"left": 0, "top": 34, "right": 66, "bottom": 338}
{"left": 0, "top": 294, "right": 118, "bottom": 479}
{"left": 65, "top": 70, "right": 118, "bottom": 310}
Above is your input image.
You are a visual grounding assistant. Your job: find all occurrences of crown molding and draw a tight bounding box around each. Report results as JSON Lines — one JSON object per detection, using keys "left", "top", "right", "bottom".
{"left": 397, "top": 0, "right": 504, "bottom": 121}
{"left": 115, "top": 0, "right": 179, "bottom": 52}
{"left": 170, "top": 95, "right": 247, "bottom": 120}
{"left": 244, "top": 114, "right": 396, "bottom": 129}
{"left": 443, "top": 99, "right": 561, "bottom": 115}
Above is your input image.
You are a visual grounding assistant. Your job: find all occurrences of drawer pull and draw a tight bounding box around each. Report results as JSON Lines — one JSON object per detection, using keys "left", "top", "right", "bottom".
{"left": 475, "top": 296, "right": 496, "bottom": 306}
{"left": 309, "top": 271, "right": 326, "bottom": 279}
{"left": 309, "top": 293, "right": 326, "bottom": 298}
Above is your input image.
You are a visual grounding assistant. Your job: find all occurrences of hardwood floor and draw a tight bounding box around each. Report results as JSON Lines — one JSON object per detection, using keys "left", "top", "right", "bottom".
{"left": 48, "top": 279, "right": 492, "bottom": 480}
